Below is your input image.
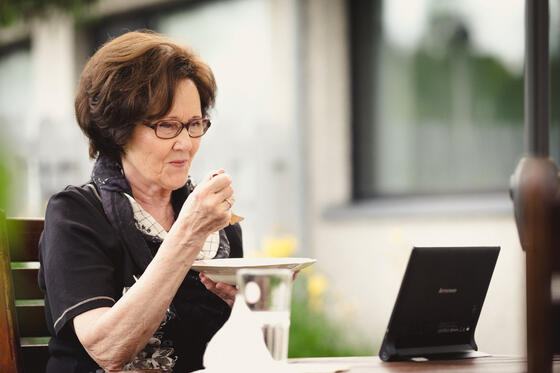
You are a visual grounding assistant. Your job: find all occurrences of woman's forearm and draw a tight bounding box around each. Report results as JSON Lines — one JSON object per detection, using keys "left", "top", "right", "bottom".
{"left": 74, "top": 221, "right": 206, "bottom": 371}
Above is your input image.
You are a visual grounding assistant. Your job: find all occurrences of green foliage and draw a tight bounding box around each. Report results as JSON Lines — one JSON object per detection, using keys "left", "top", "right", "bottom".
{"left": 407, "top": 10, "right": 524, "bottom": 128}
{"left": 288, "top": 278, "right": 375, "bottom": 358}
{"left": 0, "top": 0, "right": 98, "bottom": 27}
{"left": 412, "top": 49, "right": 452, "bottom": 122}
{"left": 469, "top": 55, "right": 523, "bottom": 124}
{"left": 412, "top": 47, "right": 524, "bottom": 126}
{"left": 0, "top": 150, "right": 10, "bottom": 213}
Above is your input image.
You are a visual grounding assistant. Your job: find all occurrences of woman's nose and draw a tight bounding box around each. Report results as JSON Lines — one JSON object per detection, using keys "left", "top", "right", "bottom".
{"left": 172, "top": 128, "right": 192, "bottom": 151}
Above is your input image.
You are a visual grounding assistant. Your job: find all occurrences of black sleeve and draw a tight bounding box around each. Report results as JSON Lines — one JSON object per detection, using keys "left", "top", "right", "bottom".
{"left": 39, "top": 186, "right": 121, "bottom": 335}
{"left": 224, "top": 223, "right": 243, "bottom": 258}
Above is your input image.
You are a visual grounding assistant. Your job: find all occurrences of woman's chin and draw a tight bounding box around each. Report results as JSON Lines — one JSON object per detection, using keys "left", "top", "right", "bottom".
{"left": 164, "top": 175, "right": 190, "bottom": 191}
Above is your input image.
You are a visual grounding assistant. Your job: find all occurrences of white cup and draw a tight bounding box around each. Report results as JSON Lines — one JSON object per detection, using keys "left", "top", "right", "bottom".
{"left": 237, "top": 268, "right": 293, "bottom": 361}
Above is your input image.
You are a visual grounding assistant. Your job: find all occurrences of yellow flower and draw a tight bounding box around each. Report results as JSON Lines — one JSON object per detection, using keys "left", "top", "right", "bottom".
{"left": 307, "top": 273, "right": 327, "bottom": 298}
{"left": 307, "top": 273, "right": 328, "bottom": 312}
{"left": 262, "top": 235, "right": 297, "bottom": 257}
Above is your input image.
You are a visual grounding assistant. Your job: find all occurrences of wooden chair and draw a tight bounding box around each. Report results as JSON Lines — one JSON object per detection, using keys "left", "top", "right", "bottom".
{"left": 0, "top": 212, "right": 49, "bottom": 373}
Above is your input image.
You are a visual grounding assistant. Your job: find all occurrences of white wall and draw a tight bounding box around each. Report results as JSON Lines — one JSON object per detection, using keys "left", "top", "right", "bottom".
{"left": 30, "top": 13, "right": 91, "bottom": 210}
{"left": 155, "top": 0, "right": 305, "bottom": 252}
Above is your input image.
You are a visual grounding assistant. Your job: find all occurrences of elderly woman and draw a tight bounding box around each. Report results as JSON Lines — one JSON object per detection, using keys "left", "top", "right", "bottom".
{"left": 38, "top": 30, "right": 240, "bottom": 373}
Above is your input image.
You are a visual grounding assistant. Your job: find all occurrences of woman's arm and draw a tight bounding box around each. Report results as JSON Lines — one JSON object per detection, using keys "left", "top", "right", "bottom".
{"left": 73, "top": 172, "right": 234, "bottom": 371}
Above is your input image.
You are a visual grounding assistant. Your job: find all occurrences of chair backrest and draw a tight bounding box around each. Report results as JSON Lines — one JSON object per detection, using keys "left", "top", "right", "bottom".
{"left": 0, "top": 212, "right": 48, "bottom": 373}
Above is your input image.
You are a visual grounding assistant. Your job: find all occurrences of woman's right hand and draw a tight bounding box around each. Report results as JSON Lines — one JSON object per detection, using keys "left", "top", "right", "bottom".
{"left": 175, "top": 169, "right": 234, "bottom": 243}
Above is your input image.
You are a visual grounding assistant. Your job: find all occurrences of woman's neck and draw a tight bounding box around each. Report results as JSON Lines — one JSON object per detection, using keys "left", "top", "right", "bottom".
{"left": 122, "top": 160, "right": 175, "bottom": 231}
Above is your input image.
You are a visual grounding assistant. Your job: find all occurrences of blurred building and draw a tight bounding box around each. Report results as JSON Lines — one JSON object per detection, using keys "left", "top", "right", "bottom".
{"left": 1, "top": 0, "right": 558, "bottom": 356}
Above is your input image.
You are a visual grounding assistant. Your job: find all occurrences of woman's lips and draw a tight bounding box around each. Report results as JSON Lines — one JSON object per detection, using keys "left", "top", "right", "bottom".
{"left": 169, "top": 160, "right": 188, "bottom": 167}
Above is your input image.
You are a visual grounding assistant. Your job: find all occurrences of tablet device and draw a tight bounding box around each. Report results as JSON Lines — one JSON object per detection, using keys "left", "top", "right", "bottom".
{"left": 379, "top": 246, "right": 499, "bottom": 361}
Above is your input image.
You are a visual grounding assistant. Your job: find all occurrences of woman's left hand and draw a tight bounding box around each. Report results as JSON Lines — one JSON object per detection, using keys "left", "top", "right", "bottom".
{"left": 199, "top": 273, "right": 237, "bottom": 307}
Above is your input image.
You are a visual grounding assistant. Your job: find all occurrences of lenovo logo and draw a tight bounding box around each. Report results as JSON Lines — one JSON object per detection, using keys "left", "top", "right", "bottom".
{"left": 438, "top": 288, "right": 458, "bottom": 294}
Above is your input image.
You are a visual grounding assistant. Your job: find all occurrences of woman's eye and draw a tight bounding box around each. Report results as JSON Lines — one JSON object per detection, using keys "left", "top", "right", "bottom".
{"left": 158, "top": 122, "right": 176, "bottom": 129}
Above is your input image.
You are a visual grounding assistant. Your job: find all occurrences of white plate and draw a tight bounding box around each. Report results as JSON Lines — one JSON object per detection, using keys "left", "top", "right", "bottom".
{"left": 192, "top": 257, "right": 316, "bottom": 285}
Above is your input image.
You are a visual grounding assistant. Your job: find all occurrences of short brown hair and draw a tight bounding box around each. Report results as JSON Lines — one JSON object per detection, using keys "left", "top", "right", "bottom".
{"left": 75, "top": 30, "right": 216, "bottom": 159}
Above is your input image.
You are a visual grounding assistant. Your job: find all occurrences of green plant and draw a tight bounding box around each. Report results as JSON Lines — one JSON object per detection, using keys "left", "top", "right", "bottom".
{"left": 0, "top": 148, "right": 10, "bottom": 213}
{"left": 288, "top": 273, "right": 375, "bottom": 358}
{"left": 0, "top": 0, "right": 98, "bottom": 27}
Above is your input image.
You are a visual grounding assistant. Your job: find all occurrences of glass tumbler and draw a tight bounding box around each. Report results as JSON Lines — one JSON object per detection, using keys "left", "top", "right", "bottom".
{"left": 237, "top": 268, "right": 293, "bottom": 361}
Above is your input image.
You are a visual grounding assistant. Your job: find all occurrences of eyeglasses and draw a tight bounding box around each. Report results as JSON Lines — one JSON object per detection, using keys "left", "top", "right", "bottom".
{"left": 143, "top": 118, "right": 211, "bottom": 139}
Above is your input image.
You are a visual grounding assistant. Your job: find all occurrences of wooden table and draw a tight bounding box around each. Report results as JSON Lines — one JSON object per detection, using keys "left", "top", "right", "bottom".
{"left": 289, "top": 355, "right": 560, "bottom": 372}
{"left": 118, "top": 355, "right": 560, "bottom": 372}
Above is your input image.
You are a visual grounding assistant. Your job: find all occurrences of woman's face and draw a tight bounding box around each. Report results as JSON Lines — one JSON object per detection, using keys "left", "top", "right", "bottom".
{"left": 122, "top": 79, "right": 202, "bottom": 192}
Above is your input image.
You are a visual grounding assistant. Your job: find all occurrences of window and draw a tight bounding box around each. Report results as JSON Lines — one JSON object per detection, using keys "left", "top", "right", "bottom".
{"left": 351, "top": 0, "right": 560, "bottom": 199}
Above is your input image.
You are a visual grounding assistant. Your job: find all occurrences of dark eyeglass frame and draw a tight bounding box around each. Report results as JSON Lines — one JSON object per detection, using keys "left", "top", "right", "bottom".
{"left": 143, "top": 118, "right": 211, "bottom": 139}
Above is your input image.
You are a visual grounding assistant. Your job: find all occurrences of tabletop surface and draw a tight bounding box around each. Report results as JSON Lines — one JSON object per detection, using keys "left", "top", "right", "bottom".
{"left": 121, "top": 355, "right": 560, "bottom": 372}
{"left": 289, "top": 355, "right": 560, "bottom": 372}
